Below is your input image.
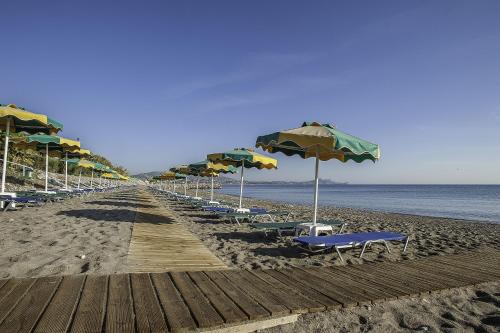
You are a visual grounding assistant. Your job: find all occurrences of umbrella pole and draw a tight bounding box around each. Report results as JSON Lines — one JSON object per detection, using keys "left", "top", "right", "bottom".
{"left": 64, "top": 152, "right": 68, "bottom": 189}
{"left": 45, "top": 143, "right": 49, "bottom": 192}
{"left": 239, "top": 161, "right": 244, "bottom": 209}
{"left": 78, "top": 169, "right": 82, "bottom": 189}
{"left": 312, "top": 153, "right": 320, "bottom": 226}
{"left": 184, "top": 177, "right": 187, "bottom": 196}
{"left": 99, "top": 174, "right": 102, "bottom": 187}
{"left": 173, "top": 180, "right": 176, "bottom": 193}
{"left": 1, "top": 118, "right": 11, "bottom": 194}
{"left": 210, "top": 175, "right": 214, "bottom": 202}
{"left": 195, "top": 178, "right": 199, "bottom": 197}
{"left": 90, "top": 169, "right": 94, "bottom": 188}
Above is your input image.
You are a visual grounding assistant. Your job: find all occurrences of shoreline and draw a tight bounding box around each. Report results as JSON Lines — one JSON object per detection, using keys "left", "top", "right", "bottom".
{"left": 217, "top": 191, "right": 500, "bottom": 224}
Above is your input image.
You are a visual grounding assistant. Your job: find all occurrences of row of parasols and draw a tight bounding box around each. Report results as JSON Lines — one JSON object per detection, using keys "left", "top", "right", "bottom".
{"left": 157, "top": 121, "right": 381, "bottom": 226}
{"left": 0, "top": 103, "right": 128, "bottom": 196}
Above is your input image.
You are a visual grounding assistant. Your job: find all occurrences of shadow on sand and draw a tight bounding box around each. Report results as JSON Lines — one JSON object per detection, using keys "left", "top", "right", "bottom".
{"left": 56, "top": 209, "right": 174, "bottom": 224}
{"left": 86, "top": 200, "right": 156, "bottom": 209}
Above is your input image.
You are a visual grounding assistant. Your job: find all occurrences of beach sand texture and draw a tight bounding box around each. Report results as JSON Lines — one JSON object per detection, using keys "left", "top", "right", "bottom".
{"left": 0, "top": 190, "right": 136, "bottom": 278}
{"left": 0, "top": 187, "right": 498, "bottom": 332}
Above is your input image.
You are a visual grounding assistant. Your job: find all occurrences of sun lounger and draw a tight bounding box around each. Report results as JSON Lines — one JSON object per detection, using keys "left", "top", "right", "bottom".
{"left": 294, "top": 231, "right": 409, "bottom": 262}
{"left": 250, "top": 219, "right": 347, "bottom": 236}
{"left": 1, "top": 194, "right": 45, "bottom": 211}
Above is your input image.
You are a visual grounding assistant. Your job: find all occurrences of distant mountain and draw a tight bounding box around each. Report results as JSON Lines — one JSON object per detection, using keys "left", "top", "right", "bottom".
{"left": 219, "top": 176, "right": 348, "bottom": 185}
{"left": 132, "top": 171, "right": 162, "bottom": 180}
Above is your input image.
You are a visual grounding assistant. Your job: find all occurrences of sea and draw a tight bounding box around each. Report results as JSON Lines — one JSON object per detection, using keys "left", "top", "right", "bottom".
{"left": 218, "top": 184, "right": 500, "bottom": 223}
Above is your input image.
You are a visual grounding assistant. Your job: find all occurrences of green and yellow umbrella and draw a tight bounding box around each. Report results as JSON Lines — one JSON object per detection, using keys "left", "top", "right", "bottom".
{"left": 0, "top": 104, "right": 63, "bottom": 194}
{"left": 62, "top": 148, "right": 91, "bottom": 189}
{"left": 170, "top": 165, "right": 191, "bottom": 195}
{"left": 12, "top": 134, "right": 80, "bottom": 193}
{"left": 256, "top": 121, "right": 380, "bottom": 228}
{"left": 187, "top": 160, "right": 237, "bottom": 200}
{"left": 67, "top": 157, "right": 95, "bottom": 189}
{"left": 207, "top": 148, "right": 277, "bottom": 210}
{"left": 157, "top": 171, "right": 186, "bottom": 193}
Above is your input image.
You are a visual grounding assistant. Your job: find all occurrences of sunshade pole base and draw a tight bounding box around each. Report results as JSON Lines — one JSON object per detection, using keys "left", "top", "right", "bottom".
{"left": 312, "top": 153, "right": 320, "bottom": 228}
{"left": 1, "top": 118, "right": 11, "bottom": 194}
{"left": 239, "top": 161, "right": 244, "bottom": 209}
{"left": 184, "top": 177, "right": 187, "bottom": 196}
{"left": 195, "top": 179, "right": 199, "bottom": 197}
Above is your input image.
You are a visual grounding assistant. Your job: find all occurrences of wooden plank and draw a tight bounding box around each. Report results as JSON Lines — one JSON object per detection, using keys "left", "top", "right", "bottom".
{"left": 313, "top": 267, "right": 397, "bottom": 302}
{"left": 204, "top": 271, "right": 270, "bottom": 320}
{"left": 264, "top": 270, "right": 341, "bottom": 310}
{"left": 351, "top": 263, "right": 437, "bottom": 294}
{"left": 0, "top": 280, "right": 24, "bottom": 304}
{"left": 130, "top": 273, "right": 169, "bottom": 333}
{"left": 332, "top": 266, "right": 411, "bottom": 299}
{"left": 237, "top": 270, "right": 306, "bottom": 314}
{"left": 0, "top": 276, "right": 61, "bottom": 333}
{"left": 188, "top": 271, "right": 248, "bottom": 324}
{"left": 0, "top": 279, "right": 36, "bottom": 325}
{"left": 170, "top": 272, "right": 224, "bottom": 328}
{"left": 249, "top": 270, "right": 325, "bottom": 312}
{"left": 401, "top": 261, "right": 482, "bottom": 286}
{"left": 334, "top": 264, "right": 424, "bottom": 296}
{"left": 276, "top": 268, "right": 358, "bottom": 307}
{"left": 150, "top": 272, "right": 197, "bottom": 332}
{"left": 431, "top": 257, "right": 500, "bottom": 279}
{"left": 105, "top": 274, "right": 135, "bottom": 333}
{"left": 70, "top": 275, "right": 108, "bottom": 333}
{"left": 127, "top": 191, "right": 227, "bottom": 272}
{"left": 377, "top": 262, "right": 459, "bottom": 290}
{"left": 0, "top": 280, "right": 8, "bottom": 291}
{"left": 34, "top": 275, "right": 86, "bottom": 333}
{"left": 220, "top": 271, "right": 290, "bottom": 316}
{"left": 297, "top": 268, "right": 374, "bottom": 305}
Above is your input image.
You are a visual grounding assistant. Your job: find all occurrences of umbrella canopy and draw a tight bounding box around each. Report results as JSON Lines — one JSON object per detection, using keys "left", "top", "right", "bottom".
{"left": 159, "top": 171, "right": 186, "bottom": 180}
{"left": 63, "top": 148, "right": 91, "bottom": 189}
{"left": 187, "top": 160, "right": 237, "bottom": 199}
{"left": 207, "top": 148, "right": 277, "bottom": 210}
{"left": 12, "top": 134, "right": 80, "bottom": 192}
{"left": 169, "top": 165, "right": 191, "bottom": 195}
{"left": 256, "top": 121, "right": 380, "bottom": 230}
{"left": 0, "top": 104, "right": 63, "bottom": 134}
{"left": 67, "top": 158, "right": 96, "bottom": 169}
{"left": 0, "top": 104, "right": 63, "bottom": 194}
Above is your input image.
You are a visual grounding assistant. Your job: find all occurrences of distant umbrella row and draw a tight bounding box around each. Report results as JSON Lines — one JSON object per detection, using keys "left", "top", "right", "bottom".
{"left": 0, "top": 103, "right": 128, "bottom": 195}
{"left": 157, "top": 121, "right": 380, "bottom": 225}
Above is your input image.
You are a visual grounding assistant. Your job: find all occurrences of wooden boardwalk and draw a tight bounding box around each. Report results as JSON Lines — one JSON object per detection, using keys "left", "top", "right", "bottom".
{"left": 0, "top": 250, "right": 498, "bottom": 332}
{"left": 127, "top": 190, "right": 227, "bottom": 272}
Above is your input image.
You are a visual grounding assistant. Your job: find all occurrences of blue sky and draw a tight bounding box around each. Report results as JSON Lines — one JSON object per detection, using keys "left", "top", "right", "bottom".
{"left": 1, "top": 1, "right": 499, "bottom": 184}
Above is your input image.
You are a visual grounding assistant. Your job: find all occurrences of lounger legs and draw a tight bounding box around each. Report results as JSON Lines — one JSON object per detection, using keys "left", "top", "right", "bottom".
{"left": 403, "top": 237, "right": 409, "bottom": 252}
{"left": 334, "top": 246, "right": 344, "bottom": 262}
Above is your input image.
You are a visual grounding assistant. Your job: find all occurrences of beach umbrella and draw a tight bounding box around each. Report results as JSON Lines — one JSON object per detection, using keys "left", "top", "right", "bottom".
{"left": 12, "top": 134, "right": 80, "bottom": 193}
{"left": 92, "top": 162, "right": 113, "bottom": 187}
{"left": 188, "top": 160, "right": 237, "bottom": 201}
{"left": 0, "top": 104, "right": 63, "bottom": 194}
{"left": 256, "top": 121, "right": 380, "bottom": 229}
{"left": 67, "top": 158, "right": 96, "bottom": 189}
{"left": 63, "top": 148, "right": 91, "bottom": 189}
{"left": 170, "top": 165, "right": 190, "bottom": 195}
{"left": 159, "top": 171, "right": 186, "bottom": 192}
{"left": 207, "top": 148, "right": 277, "bottom": 211}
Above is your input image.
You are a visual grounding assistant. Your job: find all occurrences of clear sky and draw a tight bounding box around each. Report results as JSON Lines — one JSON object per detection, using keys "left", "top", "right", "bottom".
{"left": 1, "top": 1, "right": 499, "bottom": 184}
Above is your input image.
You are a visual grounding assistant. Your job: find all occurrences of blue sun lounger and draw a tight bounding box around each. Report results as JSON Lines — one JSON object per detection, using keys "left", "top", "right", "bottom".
{"left": 294, "top": 231, "right": 409, "bottom": 262}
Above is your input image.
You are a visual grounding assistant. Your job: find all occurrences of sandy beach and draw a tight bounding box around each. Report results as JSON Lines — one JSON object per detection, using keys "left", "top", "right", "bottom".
{"left": 163, "top": 189, "right": 500, "bottom": 270}
{"left": 0, "top": 186, "right": 499, "bottom": 332}
{"left": 0, "top": 189, "right": 136, "bottom": 278}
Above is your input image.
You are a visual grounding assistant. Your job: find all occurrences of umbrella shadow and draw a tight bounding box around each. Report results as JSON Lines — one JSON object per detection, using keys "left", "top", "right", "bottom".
{"left": 251, "top": 246, "right": 308, "bottom": 259}
{"left": 212, "top": 231, "right": 277, "bottom": 244}
{"left": 86, "top": 200, "right": 156, "bottom": 209}
{"left": 56, "top": 209, "right": 175, "bottom": 224}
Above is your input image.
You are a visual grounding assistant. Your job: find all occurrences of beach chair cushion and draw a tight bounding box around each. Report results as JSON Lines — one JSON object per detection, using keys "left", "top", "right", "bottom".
{"left": 294, "top": 231, "right": 406, "bottom": 247}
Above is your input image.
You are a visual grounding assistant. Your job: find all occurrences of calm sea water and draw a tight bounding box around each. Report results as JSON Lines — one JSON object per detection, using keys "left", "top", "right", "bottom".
{"left": 219, "top": 184, "right": 500, "bottom": 223}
